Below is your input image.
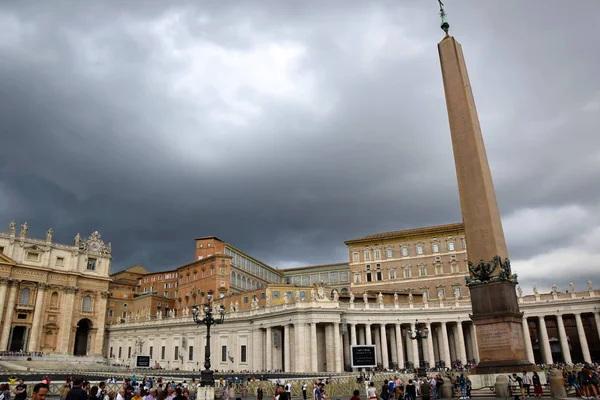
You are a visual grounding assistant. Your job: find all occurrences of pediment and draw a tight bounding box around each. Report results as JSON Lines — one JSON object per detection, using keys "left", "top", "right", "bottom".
{"left": 0, "top": 253, "right": 16, "bottom": 266}
{"left": 23, "top": 244, "right": 49, "bottom": 252}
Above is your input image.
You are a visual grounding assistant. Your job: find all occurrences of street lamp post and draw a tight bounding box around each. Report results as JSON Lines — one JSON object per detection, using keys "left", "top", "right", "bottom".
{"left": 192, "top": 289, "right": 226, "bottom": 387}
{"left": 408, "top": 319, "right": 429, "bottom": 377}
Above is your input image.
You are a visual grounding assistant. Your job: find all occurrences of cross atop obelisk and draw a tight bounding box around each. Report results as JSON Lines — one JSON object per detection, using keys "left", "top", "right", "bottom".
{"left": 436, "top": 3, "right": 534, "bottom": 373}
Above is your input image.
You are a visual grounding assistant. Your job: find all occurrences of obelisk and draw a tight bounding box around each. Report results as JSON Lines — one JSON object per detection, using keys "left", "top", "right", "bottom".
{"left": 436, "top": 4, "right": 534, "bottom": 372}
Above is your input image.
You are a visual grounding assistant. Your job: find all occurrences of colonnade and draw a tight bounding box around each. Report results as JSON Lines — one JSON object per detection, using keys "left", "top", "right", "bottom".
{"left": 522, "top": 312, "right": 599, "bottom": 365}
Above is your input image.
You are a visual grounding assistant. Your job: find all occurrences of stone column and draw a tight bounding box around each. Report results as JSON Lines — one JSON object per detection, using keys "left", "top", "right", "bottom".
{"left": 455, "top": 322, "right": 467, "bottom": 364}
{"left": 265, "top": 327, "right": 272, "bottom": 371}
{"left": 252, "top": 328, "right": 263, "bottom": 371}
{"left": 295, "top": 323, "right": 306, "bottom": 372}
{"left": 350, "top": 323, "right": 357, "bottom": 345}
{"left": 58, "top": 286, "right": 78, "bottom": 354}
{"left": 0, "top": 278, "right": 9, "bottom": 328}
{"left": 522, "top": 317, "right": 535, "bottom": 363}
{"left": 93, "top": 291, "right": 109, "bottom": 355}
{"left": 538, "top": 316, "right": 553, "bottom": 364}
{"left": 594, "top": 313, "right": 600, "bottom": 340}
{"left": 425, "top": 323, "right": 435, "bottom": 368}
{"left": 395, "top": 324, "right": 405, "bottom": 369}
{"left": 575, "top": 313, "right": 592, "bottom": 363}
{"left": 556, "top": 315, "right": 572, "bottom": 364}
{"left": 310, "top": 323, "right": 318, "bottom": 372}
{"left": 333, "top": 322, "right": 342, "bottom": 372}
{"left": 0, "top": 280, "right": 19, "bottom": 351}
{"left": 374, "top": 325, "right": 382, "bottom": 366}
{"left": 365, "top": 323, "right": 372, "bottom": 345}
{"left": 379, "top": 323, "right": 389, "bottom": 369}
{"left": 410, "top": 322, "right": 420, "bottom": 368}
{"left": 284, "top": 324, "right": 291, "bottom": 372}
{"left": 28, "top": 283, "right": 49, "bottom": 351}
{"left": 389, "top": 327, "right": 397, "bottom": 364}
{"left": 440, "top": 322, "right": 451, "bottom": 367}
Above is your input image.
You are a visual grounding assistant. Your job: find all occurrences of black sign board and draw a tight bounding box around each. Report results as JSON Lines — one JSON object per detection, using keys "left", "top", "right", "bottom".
{"left": 350, "top": 345, "right": 377, "bottom": 368}
{"left": 135, "top": 355, "right": 151, "bottom": 368}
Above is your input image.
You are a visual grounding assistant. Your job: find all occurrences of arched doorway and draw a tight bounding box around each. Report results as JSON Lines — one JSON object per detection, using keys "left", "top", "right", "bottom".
{"left": 73, "top": 319, "right": 92, "bottom": 356}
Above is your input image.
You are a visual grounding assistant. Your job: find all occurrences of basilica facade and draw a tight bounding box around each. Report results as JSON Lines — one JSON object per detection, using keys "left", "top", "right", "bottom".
{"left": 0, "top": 222, "right": 112, "bottom": 357}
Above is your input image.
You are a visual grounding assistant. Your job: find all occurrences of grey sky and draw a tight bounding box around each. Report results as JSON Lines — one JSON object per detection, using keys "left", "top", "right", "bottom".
{"left": 1, "top": 1, "right": 598, "bottom": 293}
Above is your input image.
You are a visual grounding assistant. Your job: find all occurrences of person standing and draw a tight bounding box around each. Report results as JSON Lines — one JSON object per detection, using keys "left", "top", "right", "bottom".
{"left": 522, "top": 372, "right": 531, "bottom": 397}
{"left": 66, "top": 378, "right": 89, "bottom": 400}
{"left": 404, "top": 380, "right": 416, "bottom": 400}
{"left": 420, "top": 379, "right": 432, "bottom": 400}
{"left": 302, "top": 383, "right": 307, "bottom": 400}
{"left": 12, "top": 379, "right": 26, "bottom": 400}
{"left": 531, "top": 372, "right": 542, "bottom": 398}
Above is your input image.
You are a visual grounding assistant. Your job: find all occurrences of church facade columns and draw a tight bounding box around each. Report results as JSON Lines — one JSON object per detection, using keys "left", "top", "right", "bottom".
{"left": 0, "top": 280, "right": 19, "bottom": 351}
{"left": 350, "top": 323, "right": 357, "bottom": 345}
{"left": 425, "top": 322, "right": 435, "bottom": 367}
{"left": 265, "top": 327, "right": 272, "bottom": 371}
{"left": 379, "top": 323, "right": 389, "bottom": 369}
{"left": 522, "top": 317, "right": 535, "bottom": 363}
{"left": 395, "top": 323, "right": 405, "bottom": 369}
{"left": 537, "top": 316, "right": 553, "bottom": 364}
{"left": 0, "top": 278, "right": 9, "bottom": 330}
{"left": 365, "top": 323, "right": 372, "bottom": 345}
{"left": 556, "top": 314, "right": 572, "bottom": 364}
{"left": 575, "top": 313, "right": 592, "bottom": 363}
{"left": 58, "top": 286, "right": 78, "bottom": 354}
{"left": 440, "top": 322, "right": 451, "bottom": 366}
{"left": 455, "top": 321, "right": 467, "bottom": 364}
{"left": 28, "top": 283, "right": 49, "bottom": 351}
{"left": 310, "top": 323, "right": 318, "bottom": 372}
{"left": 283, "top": 324, "right": 291, "bottom": 372}
{"left": 295, "top": 322, "right": 306, "bottom": 372}
{"left": 410, "top": 322, "right": 420, "bottom": 368}
{"left": 333, "top": 322, "right": 342, "bottom": 372}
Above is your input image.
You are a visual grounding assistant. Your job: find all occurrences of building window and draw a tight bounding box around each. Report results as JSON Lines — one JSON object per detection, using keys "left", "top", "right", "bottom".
{"left": 353, "top": 252, "right": 359, "bottom": 262}
{"left": 87, "top": 258, "right": 97, "bottom": 271}
{"left": 272, "top": 290, "right": 280, "bottom": 299}
{"left": 432, "top": 243, "right": 440, "bottom": 253}
{"left": 174, "top": 346, "right": 179, "bottom": 360}
{"left": 241, "top": 345, "right": 247, "bottom": 363}
{"left": 55, "top": 257, "right": 64, "bottom": 266}
{"left": 386, "top": 248, "right": 393, "bottom": 259}
{"left": 354, "top": 273, "right": 361, "bottom": 283}
{"left": 244, "top": 296, "right": 248, "bottom": 304}
{"left": 188, "top": 346, "right": 194, "bottom": 361}
{"left": 128, "top": 347, "right": 132, "bottom": 359}
{"left": 19, "top": 288, "right": 30, "bottom": 305}
{"left": 221, "top": 345, "right": 227, "bottom": 362}
{"left": 438, "top": 288, "right": 445, "bottom": 299}
{"left": 366, "top": 265, "right": 372, "bottom": 282}
{"left": 374, "top": 250, "right": 381, "bottom": 260}
{"left": 364, "top": 250, "right": 371, "bottom": 261}
{"left": 149, "top": 346, "right": 153, "bottom": 359}
{"left": 454, "top": 287, "right": 461, "bottom": 298}
{"left": 416, "top": 245, "right": 424, "bottom": 255}
{"left": 403, "top": 267, "right": 411, "bottom": 278}
{"left": 435, "top": 265, "right": 443, "bottom": 275}
{"left": 401, "top": 247, "right": 409, "bottom": 257}
{"left": 389, "top": 269, "right": 396, "bottom": 280}
{"left": 108, "top": 310, "right": 113, "bottom": 317}
{"left": 419, "top": 265, "right": 427, "bottom": 276}
{"left": 376, "top": 265, "right": 382, "bottom": 281}
{"left": 161, "top": 346, "right": 166, "bottom": 360}
{"left": 448, "top": 241, "right": 456, "bottom": 251}
{"left": 82, "top": 295, "right": 92, "bottom": 312}
{"left": 119, "top": 347, "right": 122, "bottom": 358}
{"left": 423, "top": 289, "right": 430, "bottom": 300}
{"left": 451, "top": 263, "right": 459, "bottom": 273}
{"left": 26, "top": 252, "right": 39, "bottom": 262}
{"left": 0, "top": 246, "right": 4, "bottom": 254}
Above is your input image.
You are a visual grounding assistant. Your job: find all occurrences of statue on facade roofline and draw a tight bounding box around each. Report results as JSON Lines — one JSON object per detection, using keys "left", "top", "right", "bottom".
{"left": 283, "top": 292, "right": 289, "bottom": 304}
{"left": 377, "top": 292, "right": 383, "bottom": 304}
{"left": 19, "top": 222, "right": 28, "bottom": 239}
{"left": 349, "top": 291, "right": 354, "bottom": 303}
{"left": 265, "top": 294, "right": 271, "bottom": 307}
{"left": 234, "top": 301, "right": 239, "bottom": 311}
{"left": 533, "top": 285, "right": 538, "bottom": 295}
{"left": 46, "top": 228, "right": 53, "bottom": 242}
{"left": 9, "top": 220, "right": 15, "bottom": 236}
{"left": 408, "top": 292, "right": 413, "bottom": 304}
{"left": 74, "top": 232, "right": 81, "bottom": 246}
{"left": 551, "top": 284, "right": 557, "bottom": 294}
{"left": 333, "top": 290, "right": 339, "bottom": 301}
{"left": 363, "top": 292, "right": 368, "bottom": 304}
{"left": 569, "top": 282, "right": 575, "bottom": 292}
{"left": 393, "top": 292, "right": 398, "bottom": 305}
{"left": 517, "top": 286, "right": 523, "bottom": 297}
{"left": 230, "top": 302, "right": 235, "bottom": 312}
{"left": 588, "top": 281, "right": 593, "bottom": 291}
{"left": 295, "top": 289, "right": 300, "bottom": 302}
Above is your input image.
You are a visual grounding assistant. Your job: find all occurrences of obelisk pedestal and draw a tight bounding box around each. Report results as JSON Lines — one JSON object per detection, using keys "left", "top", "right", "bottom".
{"left": 438, "top": 33, "right": 534, "bottom": 373}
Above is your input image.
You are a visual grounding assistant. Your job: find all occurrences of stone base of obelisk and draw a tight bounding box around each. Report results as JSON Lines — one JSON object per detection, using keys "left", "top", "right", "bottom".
{"left": 469, "top": 280, "right": 536, "bottom": 374}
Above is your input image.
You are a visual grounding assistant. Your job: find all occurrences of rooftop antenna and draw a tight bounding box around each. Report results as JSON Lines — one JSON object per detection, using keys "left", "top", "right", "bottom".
{"left": 438, "top": 0, "right": 450, "bottom": 35}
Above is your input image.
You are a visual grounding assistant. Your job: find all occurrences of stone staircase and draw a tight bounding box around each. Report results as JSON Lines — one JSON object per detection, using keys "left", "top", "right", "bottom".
{"left": 470, "top": 385, "right": 555, "bottom": 398}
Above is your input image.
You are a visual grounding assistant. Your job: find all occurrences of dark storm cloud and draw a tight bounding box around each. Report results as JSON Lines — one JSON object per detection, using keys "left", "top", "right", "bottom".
{"left": 0, "top": 1, "right": 598, "bottom": 291}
